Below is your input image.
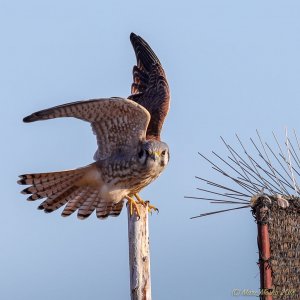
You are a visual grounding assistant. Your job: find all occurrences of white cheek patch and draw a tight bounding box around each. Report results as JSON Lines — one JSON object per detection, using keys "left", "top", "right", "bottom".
{"left": 166, "top": 152, "right": 170, "bottom": 165}
{"left": 161, "top": 151, "right": 169, "bottom": 167}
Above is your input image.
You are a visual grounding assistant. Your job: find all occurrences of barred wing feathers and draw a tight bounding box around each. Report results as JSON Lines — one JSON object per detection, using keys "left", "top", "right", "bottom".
{"left": 23, "top": 97, "right": 151, "bottom": 160}
{"left": 128, "top": 33, "right": 170, "bottom": 140}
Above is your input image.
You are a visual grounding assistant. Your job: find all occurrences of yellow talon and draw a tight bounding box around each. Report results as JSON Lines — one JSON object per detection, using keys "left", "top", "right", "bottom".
{"left": 147, "top": 202, "right": 159, "bottom": 214}
{"left": 126, "top": 196, "right": 141, "bottom": 218}
{"left": 133, "top": 194, "right": 159, "bottom": 214}
{"left": 134, "top": 193, "right": 145, "bottom": 205}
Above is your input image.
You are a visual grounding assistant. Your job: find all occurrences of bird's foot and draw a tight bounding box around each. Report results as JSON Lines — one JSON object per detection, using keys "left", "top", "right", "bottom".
{"left": 126, "top": 196, "right": 141, "bottom": 218}
{"left": 133, "top": 194, "right": 159, "bottom": 214}
{"left": 145, "top": 201, "right": 159, "bottom": 214}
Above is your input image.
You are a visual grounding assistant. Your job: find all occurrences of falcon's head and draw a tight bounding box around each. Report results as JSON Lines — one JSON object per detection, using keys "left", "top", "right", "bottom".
{"left": 137, "top": 140, "right": 169, "bottom": 170}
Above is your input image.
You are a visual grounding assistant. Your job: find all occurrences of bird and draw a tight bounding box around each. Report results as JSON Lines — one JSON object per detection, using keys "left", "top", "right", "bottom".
{"left": 18, "top": 33, "right": 171, "bottom": 220}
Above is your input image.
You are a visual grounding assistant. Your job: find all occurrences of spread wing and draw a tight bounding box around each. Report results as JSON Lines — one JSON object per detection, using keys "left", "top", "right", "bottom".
{"left": 23, "top": 97, "right": 151, "bottom": 160}
{"left": 128, "top": 33, "right": 170, "bottom": 141}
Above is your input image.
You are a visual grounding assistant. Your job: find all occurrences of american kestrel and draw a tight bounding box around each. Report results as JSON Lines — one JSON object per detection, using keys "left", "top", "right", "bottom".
{"left": 18, "top": 33, "right": 170, "bottom": 220}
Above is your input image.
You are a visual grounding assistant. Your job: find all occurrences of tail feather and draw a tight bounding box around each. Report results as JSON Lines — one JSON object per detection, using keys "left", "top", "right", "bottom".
{"left": 38, "top": 186, "right": 79, "bottom": 212}
{"left": 96, "top": 200, "right": 124, "bottom": 219}
{"left": 77, "top": 190, "right": 99, "bottom": 219}
{"left": 61, "top": 187, "right": 92, "bottom": 217}
{"left": 18, "top": 163, "right": 125, "bottom": 220}
{"left": 96, "top": 201, "right": 111, "bottom": 219}
{"left": 22, "top": 174, "right": 83, "bottom": 201}
{"left": 18, "top": 170, "right": 82, "bottom": 186}
{"left": 111, "top": 201, "right": 124, "bottom": 217}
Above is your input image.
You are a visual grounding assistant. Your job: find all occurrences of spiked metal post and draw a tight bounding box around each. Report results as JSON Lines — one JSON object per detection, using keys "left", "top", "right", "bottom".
{"left": 127, "top": 203, "right": 152, "bottom": 300}
{"left": 187, "top": 129, "right": 300, "bottom": 298}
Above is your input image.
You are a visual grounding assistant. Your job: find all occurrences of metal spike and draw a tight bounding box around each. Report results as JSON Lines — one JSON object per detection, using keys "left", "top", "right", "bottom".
{"left": 190, "top": 205, "right": 250, "bottom": 219}
{"left": 188, "top": 131, "right": 300, "bottom": 218}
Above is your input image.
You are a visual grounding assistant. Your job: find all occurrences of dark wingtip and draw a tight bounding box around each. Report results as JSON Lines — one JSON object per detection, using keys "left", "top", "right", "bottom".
{"left": 130, "top": 32, "right": 138, "bottom": 39}
{"left": 130, "top": 32, "right": 142, "bottom": 46}
{"left": 23, "top": 114, "right": 35, "bottom": 123}
{"left": 129, "top": 32, "right": 161, "bottom": 69}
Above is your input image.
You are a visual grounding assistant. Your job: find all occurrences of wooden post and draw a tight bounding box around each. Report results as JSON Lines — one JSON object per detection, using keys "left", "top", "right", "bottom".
{"left": 127, "top": 203, "right": 152, "bottom": 300}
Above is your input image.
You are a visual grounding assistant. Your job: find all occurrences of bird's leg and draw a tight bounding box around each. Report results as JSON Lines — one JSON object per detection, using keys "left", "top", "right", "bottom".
{"left": 133, "top": 193, "right": 159, "bottom": 214}
{"left": 134, "top": 193, "right": 146, "bottom": 205}
{"left": 125, "top": 196, "right": 141, "bottom": 218}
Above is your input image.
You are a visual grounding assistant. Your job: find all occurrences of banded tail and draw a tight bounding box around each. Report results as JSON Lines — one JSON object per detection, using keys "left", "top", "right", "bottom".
{"left": 18, "top": 164, "right": 124, "bottom": 219}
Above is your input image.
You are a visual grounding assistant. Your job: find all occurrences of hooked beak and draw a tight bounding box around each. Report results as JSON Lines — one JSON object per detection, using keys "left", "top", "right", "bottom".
{"left": 149, "top": 151, "right": 160, "bottom": 161}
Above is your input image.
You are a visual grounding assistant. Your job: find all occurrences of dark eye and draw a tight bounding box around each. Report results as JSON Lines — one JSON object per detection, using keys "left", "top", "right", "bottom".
{"left": 138, "top": 149, "right": 144, "bottom": 158}
{"left": 161, "top": 150, "right": 166, "bottom": 156}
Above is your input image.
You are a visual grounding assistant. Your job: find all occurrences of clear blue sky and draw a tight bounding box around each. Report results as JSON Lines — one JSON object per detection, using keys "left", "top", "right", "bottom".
{"left": 1, "top": 0, "right": 300, "bottom": 299}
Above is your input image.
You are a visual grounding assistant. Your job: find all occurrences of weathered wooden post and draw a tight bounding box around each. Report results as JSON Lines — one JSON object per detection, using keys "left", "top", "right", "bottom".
{"left": 127, "top": 203, "right": 152, "bottom": 300}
